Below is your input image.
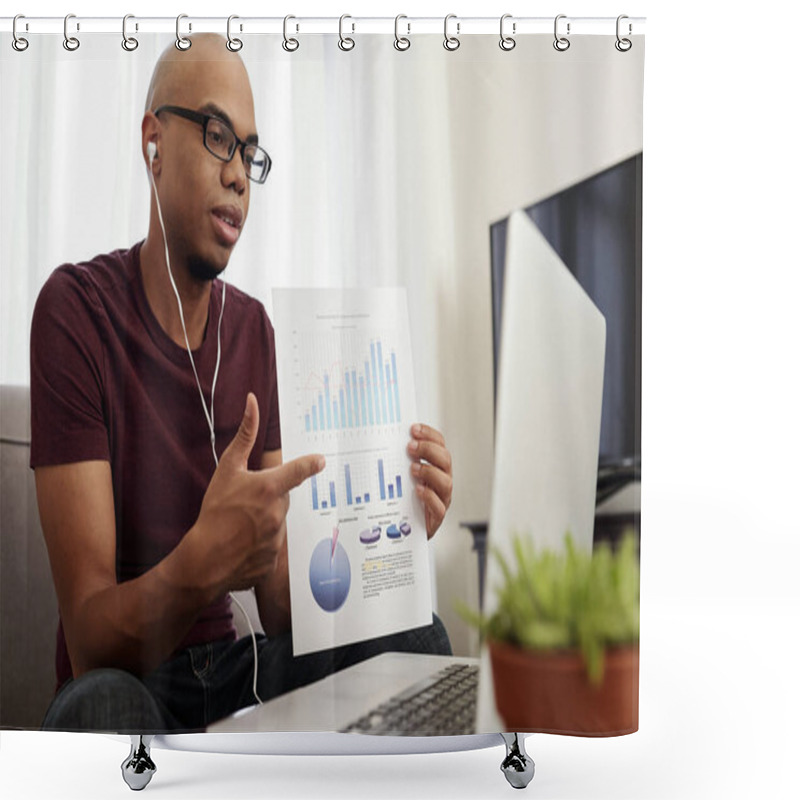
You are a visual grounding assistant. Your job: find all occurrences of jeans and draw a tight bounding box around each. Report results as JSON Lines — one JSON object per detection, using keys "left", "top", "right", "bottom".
{"left": 41, "top": 615, "right": 452, "bottom": 733}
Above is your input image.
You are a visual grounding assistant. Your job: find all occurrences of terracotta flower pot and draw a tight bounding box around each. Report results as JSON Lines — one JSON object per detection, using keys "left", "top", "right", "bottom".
{"left": 488, "top": 639, "right": 639, "bottom": 736}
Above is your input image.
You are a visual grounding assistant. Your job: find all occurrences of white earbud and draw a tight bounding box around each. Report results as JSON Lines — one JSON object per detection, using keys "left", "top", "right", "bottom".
{"left": 147, "top": 141, "right": 157, "bottom": 166}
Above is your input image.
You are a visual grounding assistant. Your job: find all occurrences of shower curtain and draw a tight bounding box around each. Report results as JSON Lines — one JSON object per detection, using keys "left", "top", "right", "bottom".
{"left": 0, "top": 17, "right": 644, "bottom": 738}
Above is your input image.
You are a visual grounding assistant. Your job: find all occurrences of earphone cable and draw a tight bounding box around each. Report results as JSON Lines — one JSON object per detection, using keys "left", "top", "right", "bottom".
{"left": 148, "top": 158, "right": 264, "bottom": 704}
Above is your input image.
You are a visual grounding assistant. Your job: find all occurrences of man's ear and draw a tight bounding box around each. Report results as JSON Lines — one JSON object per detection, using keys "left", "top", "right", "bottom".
{"left": 141, "top": 111, "right": 161, "bottom": 171}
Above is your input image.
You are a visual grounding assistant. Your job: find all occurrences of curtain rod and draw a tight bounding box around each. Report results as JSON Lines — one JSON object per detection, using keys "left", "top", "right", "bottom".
{"left": 2, "top": 16, "right": 646, "bottom": 37}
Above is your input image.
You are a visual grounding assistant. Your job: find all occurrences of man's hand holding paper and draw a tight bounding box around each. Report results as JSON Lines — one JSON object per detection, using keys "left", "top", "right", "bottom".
{"left": 408, "top": 423, "right": 453, "bottom": 540}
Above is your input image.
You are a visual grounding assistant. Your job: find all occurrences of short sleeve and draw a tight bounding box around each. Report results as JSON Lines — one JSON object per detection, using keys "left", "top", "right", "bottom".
{"left": 30, "top": 267, "right": 110, "bottom": 467}
{"left": 262, "top": 307, "right": 282, "bottom": 453}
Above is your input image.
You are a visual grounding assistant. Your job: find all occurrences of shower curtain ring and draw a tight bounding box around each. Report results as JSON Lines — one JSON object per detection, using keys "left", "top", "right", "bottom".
{"left": 175, "top": 14, "right": 191, "bottom": 50}
{"left": 499, "top": 14, "right": 516, "bottom": 51}
{"left": 443, "top": 14, "right": 460, "bottom": 51}
{"left": 283, "top": 15, "right": 299, "bottom": 52}
{"left": 339, "top": 15, "right": 355, "bottom": 51}
{"left": 553, "top": 14, "right": 570, "bottom": 51}
{"left": 227, "top": 15, "right": 243, "bottom": 51}
{"left": 122, "top": 14, "right": 139, "bottom": 51}
{"left": 394, "top": 15, "right": 411, "bottom": 51}
{"left": 63, "top": 14, "right": 80, "bottom": 51}
{"left": 615, "top": 15, "right": 632, "bottom": 51}
{"left": 12, "top": 15, "right": 29, "bottom": 51}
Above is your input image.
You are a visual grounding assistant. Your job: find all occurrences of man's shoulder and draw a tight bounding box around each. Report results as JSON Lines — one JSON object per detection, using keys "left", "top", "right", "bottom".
{"left": 35, "top": 243, "right": 142, "bottom": 326}
{"left": 40, "top": 242, "right": 140, "bottom": 303}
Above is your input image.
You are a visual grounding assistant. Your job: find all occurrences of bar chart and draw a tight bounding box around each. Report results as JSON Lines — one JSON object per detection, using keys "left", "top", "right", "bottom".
{"left": 294, "top": 331, "right": 404, "bottom": 438}
{"left": 310, "top": 455, "right": 405, "bottom": 512}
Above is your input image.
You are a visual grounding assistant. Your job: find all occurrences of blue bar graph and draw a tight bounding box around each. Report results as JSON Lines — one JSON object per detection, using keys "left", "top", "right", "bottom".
{"left": 301, "top": 338, "right": 402, "bottom": 434}
{"left": 386, "top": 363, "right": 394, "bottom": 423}
{"left": 370, "top": 343, "right": 380, "bottom": 425}
{"left": 345, "top": 375, "right": 353, "bottom": 428}
{"left": 310, "top": 458, "right": 402, "bottom": 513}
{"left": 391, "top": 353, "right": 400, "bottom": 422}
{"left": 324, "top": 375, "right": 332, "bottom": 429}
{"left": 360, "top": 376, "right": 368, "bottom": 427}
{"left": 365, "top": 362, "right": 374, "bottom": 424}
{"left": 351, "top": 370, "right": 359, "bottom": 426}
{"left": 377, "top": 340, "right": 387, "bottom": 424}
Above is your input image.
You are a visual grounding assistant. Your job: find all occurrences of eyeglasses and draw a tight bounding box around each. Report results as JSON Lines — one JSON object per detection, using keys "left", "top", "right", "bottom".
{"left": 153, "top": 105, "right": 272, "bottom": 184}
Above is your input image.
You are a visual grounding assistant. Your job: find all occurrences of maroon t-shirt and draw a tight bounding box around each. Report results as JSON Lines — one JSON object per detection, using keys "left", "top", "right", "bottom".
{"left": 29, "top": 241, "right": 281, "bottom": 691}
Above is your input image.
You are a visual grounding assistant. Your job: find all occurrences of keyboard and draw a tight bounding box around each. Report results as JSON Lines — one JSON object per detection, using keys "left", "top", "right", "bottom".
{"left": 340, "top": 663, "right": 479, "bottom": 736}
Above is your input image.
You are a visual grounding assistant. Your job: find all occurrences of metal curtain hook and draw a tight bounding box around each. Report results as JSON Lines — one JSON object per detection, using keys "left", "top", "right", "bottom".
{"left": 616, "top": 14, "right": 632, "bottom": 51}
{"left": 339, "top": 14, "right": 355, "bottom": 51}
{"left": 283, "top": 15, "right": 299, "bottom": 52}
{"left": 122, "top": 14, "right": 139, "bottom": 51}
{"left": 175, "top": 14, "right": 191, "bottom": 50}
{"left": 63, "top": 13, "right": 80, "bottom": 51}
{"left": 499, "top": 14, "right": 516, "bottom": 51}
{"left": 553, "top": 14, "right": 570, "bottom": 51}
{"left": 227, "top": 15, "right": 243, "bottom": 51}
{"left": 394, "top": 14, "right": 410, "bottom": 51}
{"left": 12, "top": 14, "right": 29, "bottom": 51}
{"left": 443, "top": 14, "right": 460, "bottom": 51}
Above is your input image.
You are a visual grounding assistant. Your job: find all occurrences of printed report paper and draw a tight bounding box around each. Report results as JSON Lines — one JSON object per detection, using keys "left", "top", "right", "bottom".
{"left": 272, "top": 288, "right": 432, "bottom": 656}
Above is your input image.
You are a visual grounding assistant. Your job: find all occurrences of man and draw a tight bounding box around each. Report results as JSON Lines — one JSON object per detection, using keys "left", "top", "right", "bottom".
{"left": 31, "top": 34, "right": 453, "bottom": 733}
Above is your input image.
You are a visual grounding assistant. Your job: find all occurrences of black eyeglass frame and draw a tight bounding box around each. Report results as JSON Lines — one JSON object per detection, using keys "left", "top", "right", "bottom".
{"left": 153, "top": 104, "right": 272, "bottom": 184}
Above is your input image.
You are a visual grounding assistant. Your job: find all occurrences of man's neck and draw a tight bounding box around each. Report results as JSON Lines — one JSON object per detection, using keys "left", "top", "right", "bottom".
{"left": 140, "top": 235, "right": 213, "bottom": 351}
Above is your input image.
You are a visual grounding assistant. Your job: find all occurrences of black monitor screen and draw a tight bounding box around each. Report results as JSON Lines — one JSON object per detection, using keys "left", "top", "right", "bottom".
{"left": 490, "top": 154, "right": 642, "bottom": 472}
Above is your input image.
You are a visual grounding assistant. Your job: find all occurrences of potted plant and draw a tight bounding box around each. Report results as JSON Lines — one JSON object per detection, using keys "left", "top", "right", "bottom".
{"left": 459, "top": 532, "right": 640, "bottom": 736}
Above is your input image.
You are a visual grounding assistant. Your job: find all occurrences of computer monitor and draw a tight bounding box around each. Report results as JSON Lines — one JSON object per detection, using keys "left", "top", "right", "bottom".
{"left": 489, "top": 154, "right": 642, "bottom": 500}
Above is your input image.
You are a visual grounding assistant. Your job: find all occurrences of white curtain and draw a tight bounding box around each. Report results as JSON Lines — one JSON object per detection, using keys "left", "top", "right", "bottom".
{"left": 1, "top": 33, "right": 643, "bottom": 654}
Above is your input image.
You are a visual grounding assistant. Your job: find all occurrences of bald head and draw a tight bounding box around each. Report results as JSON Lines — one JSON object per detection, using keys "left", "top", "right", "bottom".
{"left": 145, "top": 34, "right": 252, "bottom": 113}
{"left": 140, "top": 32, "right": 259, "bottom": 283}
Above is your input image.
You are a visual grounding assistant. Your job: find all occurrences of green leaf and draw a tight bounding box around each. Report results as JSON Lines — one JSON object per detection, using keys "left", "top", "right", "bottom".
{"left": 456, "top": 530, "right": 640, "bottom": 683}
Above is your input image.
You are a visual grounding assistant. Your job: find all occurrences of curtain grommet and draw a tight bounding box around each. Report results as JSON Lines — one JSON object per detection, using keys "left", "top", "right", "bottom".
{"left": 338, "top": 14, "right": 355, "bottom": 51}
{"left": 63, "top": 13, "right": 80, "bottom": 51}
{"left": 615, "top": 15, "right": 632, "bottom": 52}
{"left": 12, "top": 14, "right": 29, "bottom": 51}
{"left": 553, "top": 14, "right": 570, "bottom": 52}
{"left": 122, "top": 14, "right": 139, "bottom": 51}
{"left": 175, "top": 14, "right": 191, "bottom": 51}
{"left": 227, "top": 15, "right": 243, "bottom": 52}
{"left": 499, "top": 14, "right": 516, "bottom": 51}
{"left": 394, "top": 15, "right": 411, "bottom": 51}
{"left": 444, "top": 14, "right": 460, "bottom": 51}
{"left": 282, "top": 15, "right": 299, "bottom": 52}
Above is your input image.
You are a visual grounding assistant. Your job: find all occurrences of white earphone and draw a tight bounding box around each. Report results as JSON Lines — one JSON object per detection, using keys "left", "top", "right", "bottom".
{"left": 147, "top": 141, "right": 157, "bottom": 165}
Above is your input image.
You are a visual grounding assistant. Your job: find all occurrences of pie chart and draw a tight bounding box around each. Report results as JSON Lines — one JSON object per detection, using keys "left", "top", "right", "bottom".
{"left": 309, "top": 535, "right": 351, "bottom": 612}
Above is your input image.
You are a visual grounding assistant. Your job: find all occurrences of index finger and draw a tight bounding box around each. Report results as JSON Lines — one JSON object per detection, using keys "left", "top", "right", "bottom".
{"left": 270, "top": 453, "right": 326, "bottom": 495}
